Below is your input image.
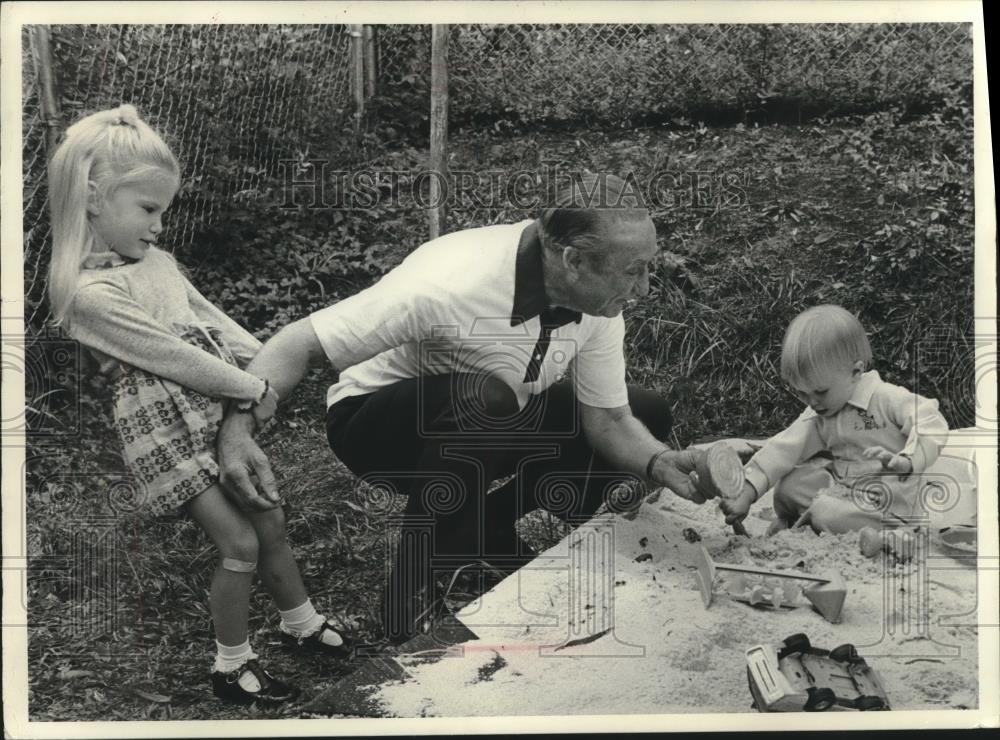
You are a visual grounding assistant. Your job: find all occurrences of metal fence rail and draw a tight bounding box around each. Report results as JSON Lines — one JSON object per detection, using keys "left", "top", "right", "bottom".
{"left": 23, "top": 24, "right": 354, "bottom": 328}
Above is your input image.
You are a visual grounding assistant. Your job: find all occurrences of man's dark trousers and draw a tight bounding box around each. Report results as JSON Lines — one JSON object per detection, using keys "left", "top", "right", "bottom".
{"left": 326, "top": 373, "right": 672, "bottom": 642}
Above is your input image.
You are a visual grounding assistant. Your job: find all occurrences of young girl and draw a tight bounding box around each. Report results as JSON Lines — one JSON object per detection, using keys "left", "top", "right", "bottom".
{"left": 47, "top": 104, "right": 351, "bottom": 706}
{"left": 721, "top": 304, "right": 950, "bottom": 534}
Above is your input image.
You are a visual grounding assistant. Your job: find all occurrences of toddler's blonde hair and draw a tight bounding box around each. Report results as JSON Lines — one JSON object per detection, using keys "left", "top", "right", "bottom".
{"left": 780, "top": 304, "right": 872, "bottom": 387}
{"left": 47, "top": 104, "right": 179, "bottom": 327}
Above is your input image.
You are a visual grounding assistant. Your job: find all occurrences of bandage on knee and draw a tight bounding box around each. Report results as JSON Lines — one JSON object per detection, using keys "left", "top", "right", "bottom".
{"left": 221, "top": 557, "right": 256, "bottom": 573}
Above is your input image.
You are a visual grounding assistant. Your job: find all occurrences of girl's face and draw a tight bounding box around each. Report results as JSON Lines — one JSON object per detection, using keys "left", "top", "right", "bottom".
{"left": 789, "top": 361, "right": 864, "bottom": 418}
{"left": 88, "top": 169, "right": 178, "bottom": 260}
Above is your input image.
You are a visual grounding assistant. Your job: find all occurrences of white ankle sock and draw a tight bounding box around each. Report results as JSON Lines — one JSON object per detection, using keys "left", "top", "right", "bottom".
{"left": 279, "top": 599, "right": 343, "bottom": 647}
{"left": 214, "top": 640, "right": 260, "bottom": 691}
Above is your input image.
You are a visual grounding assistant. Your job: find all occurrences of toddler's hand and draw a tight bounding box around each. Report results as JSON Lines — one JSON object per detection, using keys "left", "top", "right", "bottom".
{"left": 863, "top": 445, "right": 913, "bottom": 474}
{"left": 719, "top": 481, "right": 756, "bottom": 525}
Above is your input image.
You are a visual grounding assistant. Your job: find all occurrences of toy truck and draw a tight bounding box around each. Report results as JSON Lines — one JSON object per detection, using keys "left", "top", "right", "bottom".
{"left": 746, "top": 633, "right": 890, "bottom": 712}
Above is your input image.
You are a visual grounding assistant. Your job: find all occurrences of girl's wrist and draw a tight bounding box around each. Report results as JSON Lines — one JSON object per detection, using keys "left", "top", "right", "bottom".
{"left": 236, "top": 378, "right": 270, "bottom": 412}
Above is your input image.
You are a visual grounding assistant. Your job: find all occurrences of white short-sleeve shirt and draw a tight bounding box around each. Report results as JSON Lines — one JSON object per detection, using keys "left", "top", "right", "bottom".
{"left": 309, "top": 220, "right": 629, "bottom": 410}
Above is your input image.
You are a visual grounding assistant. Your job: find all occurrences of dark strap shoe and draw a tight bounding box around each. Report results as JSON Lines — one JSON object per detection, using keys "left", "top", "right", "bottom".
{"left": 280, "top": 619, "right": 355, "bottom": 660}
{"left": 211, "top": 658, "right": 299, "bottom": 706}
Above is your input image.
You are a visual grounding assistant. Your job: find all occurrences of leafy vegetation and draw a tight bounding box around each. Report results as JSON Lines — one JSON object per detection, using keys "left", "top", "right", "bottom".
{"left": 377, "top": 24, "right": 971, "bottom": 130}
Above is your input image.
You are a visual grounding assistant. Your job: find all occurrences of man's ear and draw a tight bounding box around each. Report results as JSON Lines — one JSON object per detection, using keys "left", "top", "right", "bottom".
{"left": 86, "top": 181, "right": 102, "bottom": 216}
{"left": 561, "top": 245, "right": 583, "bottom": 276}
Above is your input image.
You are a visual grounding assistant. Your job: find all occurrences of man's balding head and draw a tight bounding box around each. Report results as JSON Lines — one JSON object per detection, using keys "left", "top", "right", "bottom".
{"left": 538, "top": 174, "right": 658, "bottom": 318}
{"left": 538, "top": 174, "right": 651, "bottom": 272}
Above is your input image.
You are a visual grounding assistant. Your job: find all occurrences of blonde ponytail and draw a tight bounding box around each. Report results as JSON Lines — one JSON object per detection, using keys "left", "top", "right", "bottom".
{"left": 46, "top": 105, "right": 179, "bottom": 327}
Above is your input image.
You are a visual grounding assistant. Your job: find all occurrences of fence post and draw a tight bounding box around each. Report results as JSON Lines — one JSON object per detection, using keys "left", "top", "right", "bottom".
{"left": 363, "top": 25, "right": 377, "bottom": 100}
{"left": 428, "top": 25, "right": 449, "bottom": 240}
{"left": 350, "top": 24, "right": 365, "bottom": 138}
{"left": 30, "top": 26, "right": 62, "bottom": 155}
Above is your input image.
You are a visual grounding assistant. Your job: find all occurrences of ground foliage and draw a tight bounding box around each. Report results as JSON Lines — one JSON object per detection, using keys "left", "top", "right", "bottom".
{"left": 375, "top": 24, "right": 971, "bottom": 131}
{"left": 26, "top": 89, "right": 974, "bottom": 719}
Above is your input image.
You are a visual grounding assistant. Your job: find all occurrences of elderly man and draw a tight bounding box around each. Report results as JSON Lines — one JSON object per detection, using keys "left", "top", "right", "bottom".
{"left": 217, "top": 174, "right": 712, "bottom": 643}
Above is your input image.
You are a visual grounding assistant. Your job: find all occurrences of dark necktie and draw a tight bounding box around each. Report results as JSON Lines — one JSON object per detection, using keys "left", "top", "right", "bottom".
{"left": 522, "top": 307, "right": 577, "bottom": 383}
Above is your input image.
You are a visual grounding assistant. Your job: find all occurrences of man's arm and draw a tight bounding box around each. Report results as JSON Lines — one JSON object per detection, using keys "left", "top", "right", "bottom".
{"left": 580, "top": 403, "right": 708, "bottom": 503}
{"left": 244, "top": 316, "right": 330, "bottom": 400}
{"left": 217, "top": 317, "right": 332, "bottom": 510}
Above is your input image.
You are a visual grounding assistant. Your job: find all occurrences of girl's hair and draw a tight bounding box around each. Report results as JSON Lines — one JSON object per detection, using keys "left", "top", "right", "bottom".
{"left": 47, "top": 104, "right": 179, "bottom": 327}
{"left": 780, "top": 304, "right": 873, "bottom": 387}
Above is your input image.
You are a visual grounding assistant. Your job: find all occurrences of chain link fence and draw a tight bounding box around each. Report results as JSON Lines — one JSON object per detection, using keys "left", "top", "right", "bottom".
{"left": 374, "top": 23, "right": 972, "bottom": 128}
{"left": 22, "top": 23, "right": 972, "bottom": 329}
{"left": 22, "top": 24, "right": 354, "bottom": 329}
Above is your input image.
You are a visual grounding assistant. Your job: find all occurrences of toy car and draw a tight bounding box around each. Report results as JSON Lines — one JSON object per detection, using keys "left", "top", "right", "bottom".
{"left": 746, "top": 633, "right": 890, "bottom": 712}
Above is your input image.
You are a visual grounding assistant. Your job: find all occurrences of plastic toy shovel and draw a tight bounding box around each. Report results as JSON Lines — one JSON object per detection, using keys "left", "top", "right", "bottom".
{"left": 693, "top": 545, "right": 846, "bottom": 623}
{"left": 692, "top": 442, "right": 750, "bottom": 537}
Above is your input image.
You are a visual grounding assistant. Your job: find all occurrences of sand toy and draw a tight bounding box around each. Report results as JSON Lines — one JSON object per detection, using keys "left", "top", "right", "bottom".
{"left": 693, "top": 442, "right": 751, "bottom": 537}
{"left": 746, "top": 633, "right": 890, "bottom": 712}
{"left": 931, "top": 523, "right": 976, "bottom": 564}
{"left": 694, "top": 441, "right": 746, "bottom": 500}
{"left": 693, "top": 545, "right": 846, "bottom": 623}
{"left": 858, "top": 526, "right": 920, "bottom": 562}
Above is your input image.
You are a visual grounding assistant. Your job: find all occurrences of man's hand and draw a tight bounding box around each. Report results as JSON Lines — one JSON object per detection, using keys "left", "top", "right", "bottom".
{"left": 863, "top": 445, "right": 913, "bottom": 474}
{"left": 719, "top": 481, "right": 756, "bottom": 525}
{"left": 217, "top": 413, "right": 281, "bottom": 510}
{"left": 650, "top": 448, "right": 709, "bottom": 503}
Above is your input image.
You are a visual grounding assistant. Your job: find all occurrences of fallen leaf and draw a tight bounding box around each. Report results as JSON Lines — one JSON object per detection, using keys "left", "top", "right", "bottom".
{"left": 58, "top": 668, "right": 95, "bottom": 680}
{"left": 553, "top": 627, "right": 611, "bottom": 651}
{"left": 132, "top": 688, "right": 172, "bottom": 703}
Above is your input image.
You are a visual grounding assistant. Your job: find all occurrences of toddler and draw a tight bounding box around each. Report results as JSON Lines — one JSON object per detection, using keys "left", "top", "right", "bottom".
{"left": 721, "top": 305, "right": 949, "bottom": 534}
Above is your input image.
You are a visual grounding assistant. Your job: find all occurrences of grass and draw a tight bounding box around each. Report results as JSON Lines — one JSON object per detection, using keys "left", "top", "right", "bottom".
{"left": 24, "top": 105, "right": 974, "bottom": 719}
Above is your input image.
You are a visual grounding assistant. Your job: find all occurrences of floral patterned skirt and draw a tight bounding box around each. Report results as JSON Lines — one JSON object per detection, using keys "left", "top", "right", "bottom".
{"left": 110, "top": 326, "right": 237, "bottom": 517}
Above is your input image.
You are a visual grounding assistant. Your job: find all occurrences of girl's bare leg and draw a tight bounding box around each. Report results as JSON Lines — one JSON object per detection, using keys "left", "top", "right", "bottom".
{"left": 245, "top": 505, "right": 308, "bottom": 611}
{"left": 186, "top": 484, "right": 260, "bottom": 646}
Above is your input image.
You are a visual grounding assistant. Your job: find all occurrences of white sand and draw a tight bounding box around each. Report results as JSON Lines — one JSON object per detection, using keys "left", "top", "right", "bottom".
{"left": 373, "top": 443, "right": 982, "bottom": 717}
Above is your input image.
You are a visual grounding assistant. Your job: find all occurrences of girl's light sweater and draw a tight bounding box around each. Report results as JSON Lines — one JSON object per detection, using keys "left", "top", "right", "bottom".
{"left": 68, "top": 247, "right": 265, "bottom": 401}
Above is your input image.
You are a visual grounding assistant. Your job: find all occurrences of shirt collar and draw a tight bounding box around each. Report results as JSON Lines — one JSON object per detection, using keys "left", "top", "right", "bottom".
{"left": 510, "top": 220, "right": 582, "bottom": 328}
{"left": 797, "top": 370, "right": 882, "bottom": 421}
{"left": 846, "top": 369, "right": 882, "bottom": 411}
{"left": 81, "top": 251, "right": 138, "bottom": 270}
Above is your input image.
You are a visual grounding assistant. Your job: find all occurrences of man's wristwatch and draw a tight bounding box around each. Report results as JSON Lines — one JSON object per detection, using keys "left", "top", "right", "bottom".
{"left": 645, "top": 448, "right": 670, "bottom": 482}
